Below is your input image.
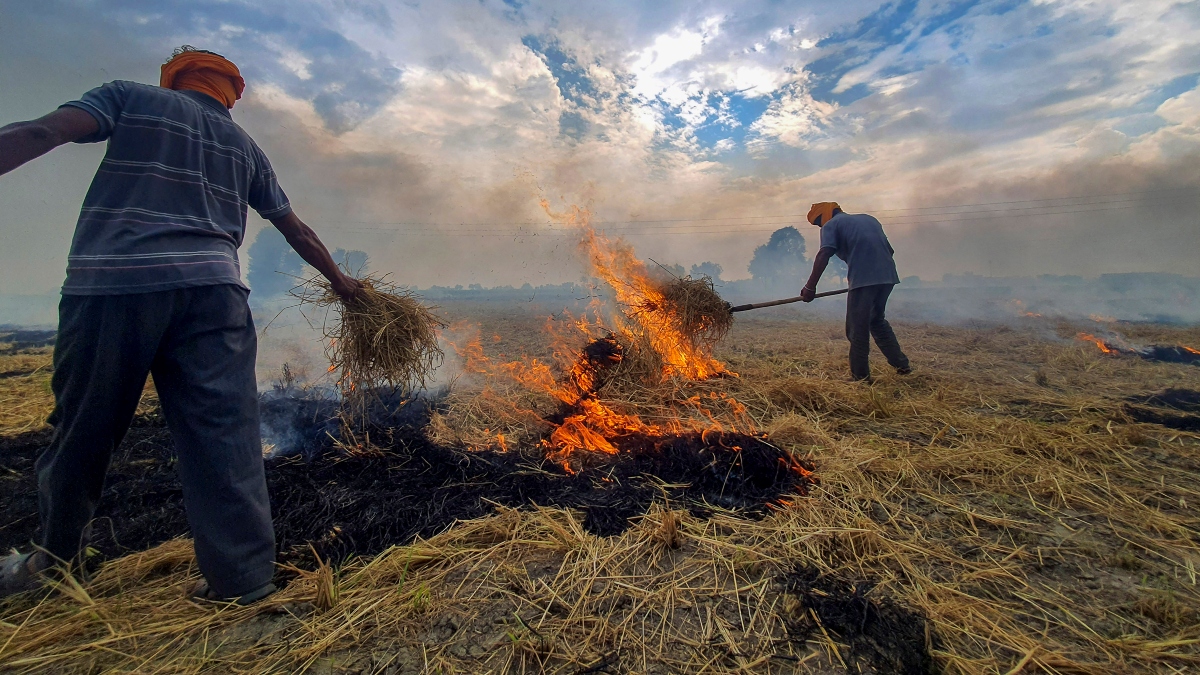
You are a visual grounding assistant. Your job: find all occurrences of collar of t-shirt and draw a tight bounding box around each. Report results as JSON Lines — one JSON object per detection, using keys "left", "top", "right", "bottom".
{"left": 177, "top": 89, "right": 233, "bottom": 118}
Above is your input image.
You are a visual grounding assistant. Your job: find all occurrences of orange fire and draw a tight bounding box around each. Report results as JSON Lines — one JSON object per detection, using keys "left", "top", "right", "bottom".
{"left": 540, "top": 200, "right": 726, "bottom": 380}
{"left": 444, "top": 202, "right": 747, "bottom": 465}
{"left": 1184, "top": 345, "right": 1200, "bottom": 356}
{"left": 1076, "top": 333, "right": 1118, "bottom": 354}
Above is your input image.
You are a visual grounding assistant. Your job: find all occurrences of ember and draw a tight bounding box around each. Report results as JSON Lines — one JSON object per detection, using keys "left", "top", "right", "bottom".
{"left": 1076, "top": 332, "right": 1200, "bottom": 365}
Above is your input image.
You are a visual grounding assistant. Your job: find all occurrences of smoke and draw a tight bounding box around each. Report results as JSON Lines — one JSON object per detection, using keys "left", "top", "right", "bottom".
{"left": 895, "top": 150, "right": 1200, "bottom": 281}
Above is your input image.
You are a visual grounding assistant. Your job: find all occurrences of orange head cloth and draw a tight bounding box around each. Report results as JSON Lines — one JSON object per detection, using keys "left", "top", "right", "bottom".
{"left": 160, "top": 50, "right": 245, "bottom": 109}
{"left": 806, "top": 201, "right": 841, "bottom": 227}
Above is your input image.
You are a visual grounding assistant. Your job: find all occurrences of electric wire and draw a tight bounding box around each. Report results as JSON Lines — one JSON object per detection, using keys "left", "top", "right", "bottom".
{"left": 310, "top": 193, "right": 1187, "bottom": 237}
{"left": 314, "top": 186, "right": 1194, "bottom": 231}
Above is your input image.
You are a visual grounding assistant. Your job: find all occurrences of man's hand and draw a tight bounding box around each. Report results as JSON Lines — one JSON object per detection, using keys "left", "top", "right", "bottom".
{"left": 800, "top": 286, "right": 816, "bottom": 303}
{"left": 0, "top": 107, "right": 99, "bottom": 177}
{"left": 330, "top": 272, "right": 363, "bottom": 302}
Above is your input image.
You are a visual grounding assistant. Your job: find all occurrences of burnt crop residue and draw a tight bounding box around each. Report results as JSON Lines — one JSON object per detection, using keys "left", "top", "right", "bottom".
{"left": 1123, "top": 388, "right": 1200, "bottom": 431}
{"left": 780, "top": 565, "right": 937, "bottom": 674}
{"left": 0, "top": 395, "right": 814, "bottom": 569}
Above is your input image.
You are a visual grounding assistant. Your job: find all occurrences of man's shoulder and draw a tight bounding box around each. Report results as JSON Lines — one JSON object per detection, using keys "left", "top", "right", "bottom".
{"left": 838, "top": 213, "right": 885, "bottom": 230}
{"left": 105, "top": 80, "right": 172, "bottom": 100}
{"left": 99, "top": 81, "right": 207, "bottom": 115}
{"left": 841, "top": 212, "right": 878, "bottom": 223}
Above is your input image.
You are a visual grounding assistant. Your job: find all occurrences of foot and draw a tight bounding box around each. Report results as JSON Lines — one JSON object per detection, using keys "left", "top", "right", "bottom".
{"left": 0, "top": 551, "right": 49, "bottom": 599}
{"left": 190, "top": 580, "right": 278, "bottom": 606}
{"left": 851, "top": 375, "right": 874, "bottom": 384}
{"left": 896, "top": 366, "right": 913, "bottom": 375}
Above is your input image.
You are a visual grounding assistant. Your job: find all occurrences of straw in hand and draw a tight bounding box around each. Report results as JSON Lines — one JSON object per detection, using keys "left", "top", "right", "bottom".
{"left": 294, "top": 274, "right": 447, "bottom": 395}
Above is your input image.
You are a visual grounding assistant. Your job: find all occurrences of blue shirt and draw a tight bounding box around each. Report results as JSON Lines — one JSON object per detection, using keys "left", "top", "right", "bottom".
{"left": 818, "top": 212, "right": 901, "bottom": 290}
{"left": 59, "top": 81, "right": 291, "bottom": 295}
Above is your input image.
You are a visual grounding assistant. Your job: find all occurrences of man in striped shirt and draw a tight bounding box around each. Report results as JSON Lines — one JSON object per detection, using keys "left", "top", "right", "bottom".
{"left": 0, "top": 47, "right": 360, "bottom": 603}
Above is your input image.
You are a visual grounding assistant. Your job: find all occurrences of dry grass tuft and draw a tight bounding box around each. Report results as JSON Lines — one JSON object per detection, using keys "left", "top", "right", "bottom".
{"left": 293, "top": 274, "right": 447, "bottom": 396}
{"left": 635, "top": 275, "right": 733, "bottom": 351}
{"left": 309, "top": 546, "right": 340, "bottom": 612}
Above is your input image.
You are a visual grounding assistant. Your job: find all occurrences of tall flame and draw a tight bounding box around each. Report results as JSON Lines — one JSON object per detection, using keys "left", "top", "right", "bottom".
{"left": 540, "top": 200, "right": 726, "bottom": 380}
{"left": 444, "top": 202, "right": 745, "bottom": 465}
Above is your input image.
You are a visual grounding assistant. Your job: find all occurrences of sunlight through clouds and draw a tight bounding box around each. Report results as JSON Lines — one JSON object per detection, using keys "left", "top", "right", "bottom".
{"left": 1, "top": 0, "right": 1199, "bottom": 291}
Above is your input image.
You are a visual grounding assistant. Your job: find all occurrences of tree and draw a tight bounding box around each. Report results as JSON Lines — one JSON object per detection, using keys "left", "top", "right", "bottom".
{"left": 246, "top": 226, "right": 303, "bottom": 297}
{"left": 748, "top": 226, "right": 808, "bottom": 285}
{"left": 822, "top": 255, "right": 848, "bottom": 285}
{"left": 247, "top": 228, "right": 370, "bottom": 298}
{"left": 690, "top": 262, "right": 723, "bottom": 282}
{"left": 332, "top": 248, "right": 369, "bottom": 276}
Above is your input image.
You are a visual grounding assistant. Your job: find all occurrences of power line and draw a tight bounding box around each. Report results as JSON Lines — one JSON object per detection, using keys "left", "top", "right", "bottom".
{"left": 313, "top": 186, "right": 1195, "bottom": 230}
{"left": 312, "top": 195, "right": 1186, "bottom": 236}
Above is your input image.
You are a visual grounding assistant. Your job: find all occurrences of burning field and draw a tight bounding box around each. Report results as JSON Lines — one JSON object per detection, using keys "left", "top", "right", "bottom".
{"left": 1, "top": 221, "right": 1200, "bottom": 673}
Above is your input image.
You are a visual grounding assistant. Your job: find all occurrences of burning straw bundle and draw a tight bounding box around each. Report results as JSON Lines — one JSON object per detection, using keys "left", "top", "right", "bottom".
{"left": 636, "top": 275, "right": 733, "bottom": 350}
{"left": 294, "top": 275, "right": 446, "bottom": 395}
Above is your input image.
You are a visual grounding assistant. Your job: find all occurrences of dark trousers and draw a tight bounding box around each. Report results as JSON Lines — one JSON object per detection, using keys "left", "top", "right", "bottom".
{"left": 37, "top": 284, "right": 275, "bottom": 596}
{"left": 845, "top": 284, "right": 909, "bottom": 381}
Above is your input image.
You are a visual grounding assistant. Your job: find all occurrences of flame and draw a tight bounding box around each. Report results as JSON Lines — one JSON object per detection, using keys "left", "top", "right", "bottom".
{"left": 442, "top": 202, "right": 747, "bottom": 466}
{"left": 540, "top": 200, "right": 726, "bottom": 380}
{"left": 1076, "top": 333, "right": 1118, "bottom": 354}
{"left": 1184, "top": 345, "right": 1200, "bottom": 356}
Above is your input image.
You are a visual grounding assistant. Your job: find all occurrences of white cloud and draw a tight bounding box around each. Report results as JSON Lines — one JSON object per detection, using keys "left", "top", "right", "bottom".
{"left": 3, "top": 0, "right": 1200, "bottom": 293}
{"left": 748, "top": 80, "right": 837, "bottom": 150}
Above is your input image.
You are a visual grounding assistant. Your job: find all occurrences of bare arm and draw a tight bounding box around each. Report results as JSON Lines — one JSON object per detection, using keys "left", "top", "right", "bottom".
{"left": 0, "top": 107, "right": 99, "bottom": 177}
{"left": 270, "top": 211, "right": 362, "bottom": 300}
{"left": 800, "top": 247, "right": 835, "bottom": 302}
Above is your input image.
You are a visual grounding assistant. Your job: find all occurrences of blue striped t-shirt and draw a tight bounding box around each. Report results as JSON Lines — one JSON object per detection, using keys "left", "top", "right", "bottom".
{"left": 60, "top": 80, "right": 292, "bottom": 295}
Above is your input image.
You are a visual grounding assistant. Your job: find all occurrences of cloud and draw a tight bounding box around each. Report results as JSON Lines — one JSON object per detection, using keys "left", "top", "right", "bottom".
{"left": 1, "top": 0, "right": 1199, "bottom": 298}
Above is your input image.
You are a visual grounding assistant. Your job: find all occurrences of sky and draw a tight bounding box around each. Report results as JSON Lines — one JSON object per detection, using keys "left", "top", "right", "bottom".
{"left": 1, "top": 0, "right": 1199, "bottom": 294}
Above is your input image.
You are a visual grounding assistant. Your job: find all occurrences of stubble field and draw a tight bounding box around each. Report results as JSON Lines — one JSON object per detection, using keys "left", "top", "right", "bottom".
{"left": 0, "top": 310, "right": 1198, "bottom": 674}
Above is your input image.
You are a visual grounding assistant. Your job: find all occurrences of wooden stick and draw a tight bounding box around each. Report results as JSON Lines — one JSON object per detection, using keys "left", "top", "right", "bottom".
{"left": 728, "top": 288, "right": 849, "bottom": 313}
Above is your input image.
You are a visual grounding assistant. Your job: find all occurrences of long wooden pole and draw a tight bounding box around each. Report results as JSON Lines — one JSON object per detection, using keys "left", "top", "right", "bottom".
{"left": 728, "top": 287, "right": 849, "bottom": 313}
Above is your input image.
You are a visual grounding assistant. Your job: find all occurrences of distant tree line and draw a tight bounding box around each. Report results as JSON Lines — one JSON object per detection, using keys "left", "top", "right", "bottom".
{"left": 245, "top": 224, "right": 845, "bottom": 298}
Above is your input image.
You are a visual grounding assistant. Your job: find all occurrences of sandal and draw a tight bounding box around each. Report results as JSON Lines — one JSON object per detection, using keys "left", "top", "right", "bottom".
{"left": 0, "top": 551, "right": 48, "bottom": 599}
{"left": 190, "top": 580, "right": 277, "bottom": 606}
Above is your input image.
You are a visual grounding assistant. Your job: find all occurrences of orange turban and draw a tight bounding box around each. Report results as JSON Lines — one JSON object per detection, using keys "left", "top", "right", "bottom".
{"left": 807, "top": 201, "right": 841, "bottom": 226}
{"left": 160, "top": 50, "right": 245, "bottom": 109}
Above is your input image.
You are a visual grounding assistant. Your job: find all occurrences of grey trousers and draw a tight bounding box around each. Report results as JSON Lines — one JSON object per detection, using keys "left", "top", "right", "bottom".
{"left": 37, "top": 284, "right": 275, "bottom": 596}
{"left": 845, "top": 283, "right": 909, "bottom": 381}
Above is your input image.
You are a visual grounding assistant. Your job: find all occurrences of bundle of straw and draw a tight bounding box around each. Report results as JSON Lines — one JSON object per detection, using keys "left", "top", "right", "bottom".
{"left": 636, "top": 275, "right": 733, "bottom": 350}
{"left": 294, "top": 274, "right": 446, "bottom": 395}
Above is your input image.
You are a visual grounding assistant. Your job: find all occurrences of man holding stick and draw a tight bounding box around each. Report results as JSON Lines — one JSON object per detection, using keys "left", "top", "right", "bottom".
{"left": 800, "top": 202, "right": 911, "bottom": 383}
{"left": 0, "top": 46, "right": 360, "bottom": 603}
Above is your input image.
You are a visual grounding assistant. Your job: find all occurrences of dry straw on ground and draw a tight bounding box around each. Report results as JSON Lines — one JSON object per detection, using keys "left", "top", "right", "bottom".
{"left": 293, "top": 274, "right": 447, "bottom": 396}
{"left": 0, "top": 352, "right": 54, "bottom": 437}
{"left": 1, "top": 314, "right": 1199, "bottom": 673}
{"left": 0, "top": 350, "right": 157, "bottom": 437}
